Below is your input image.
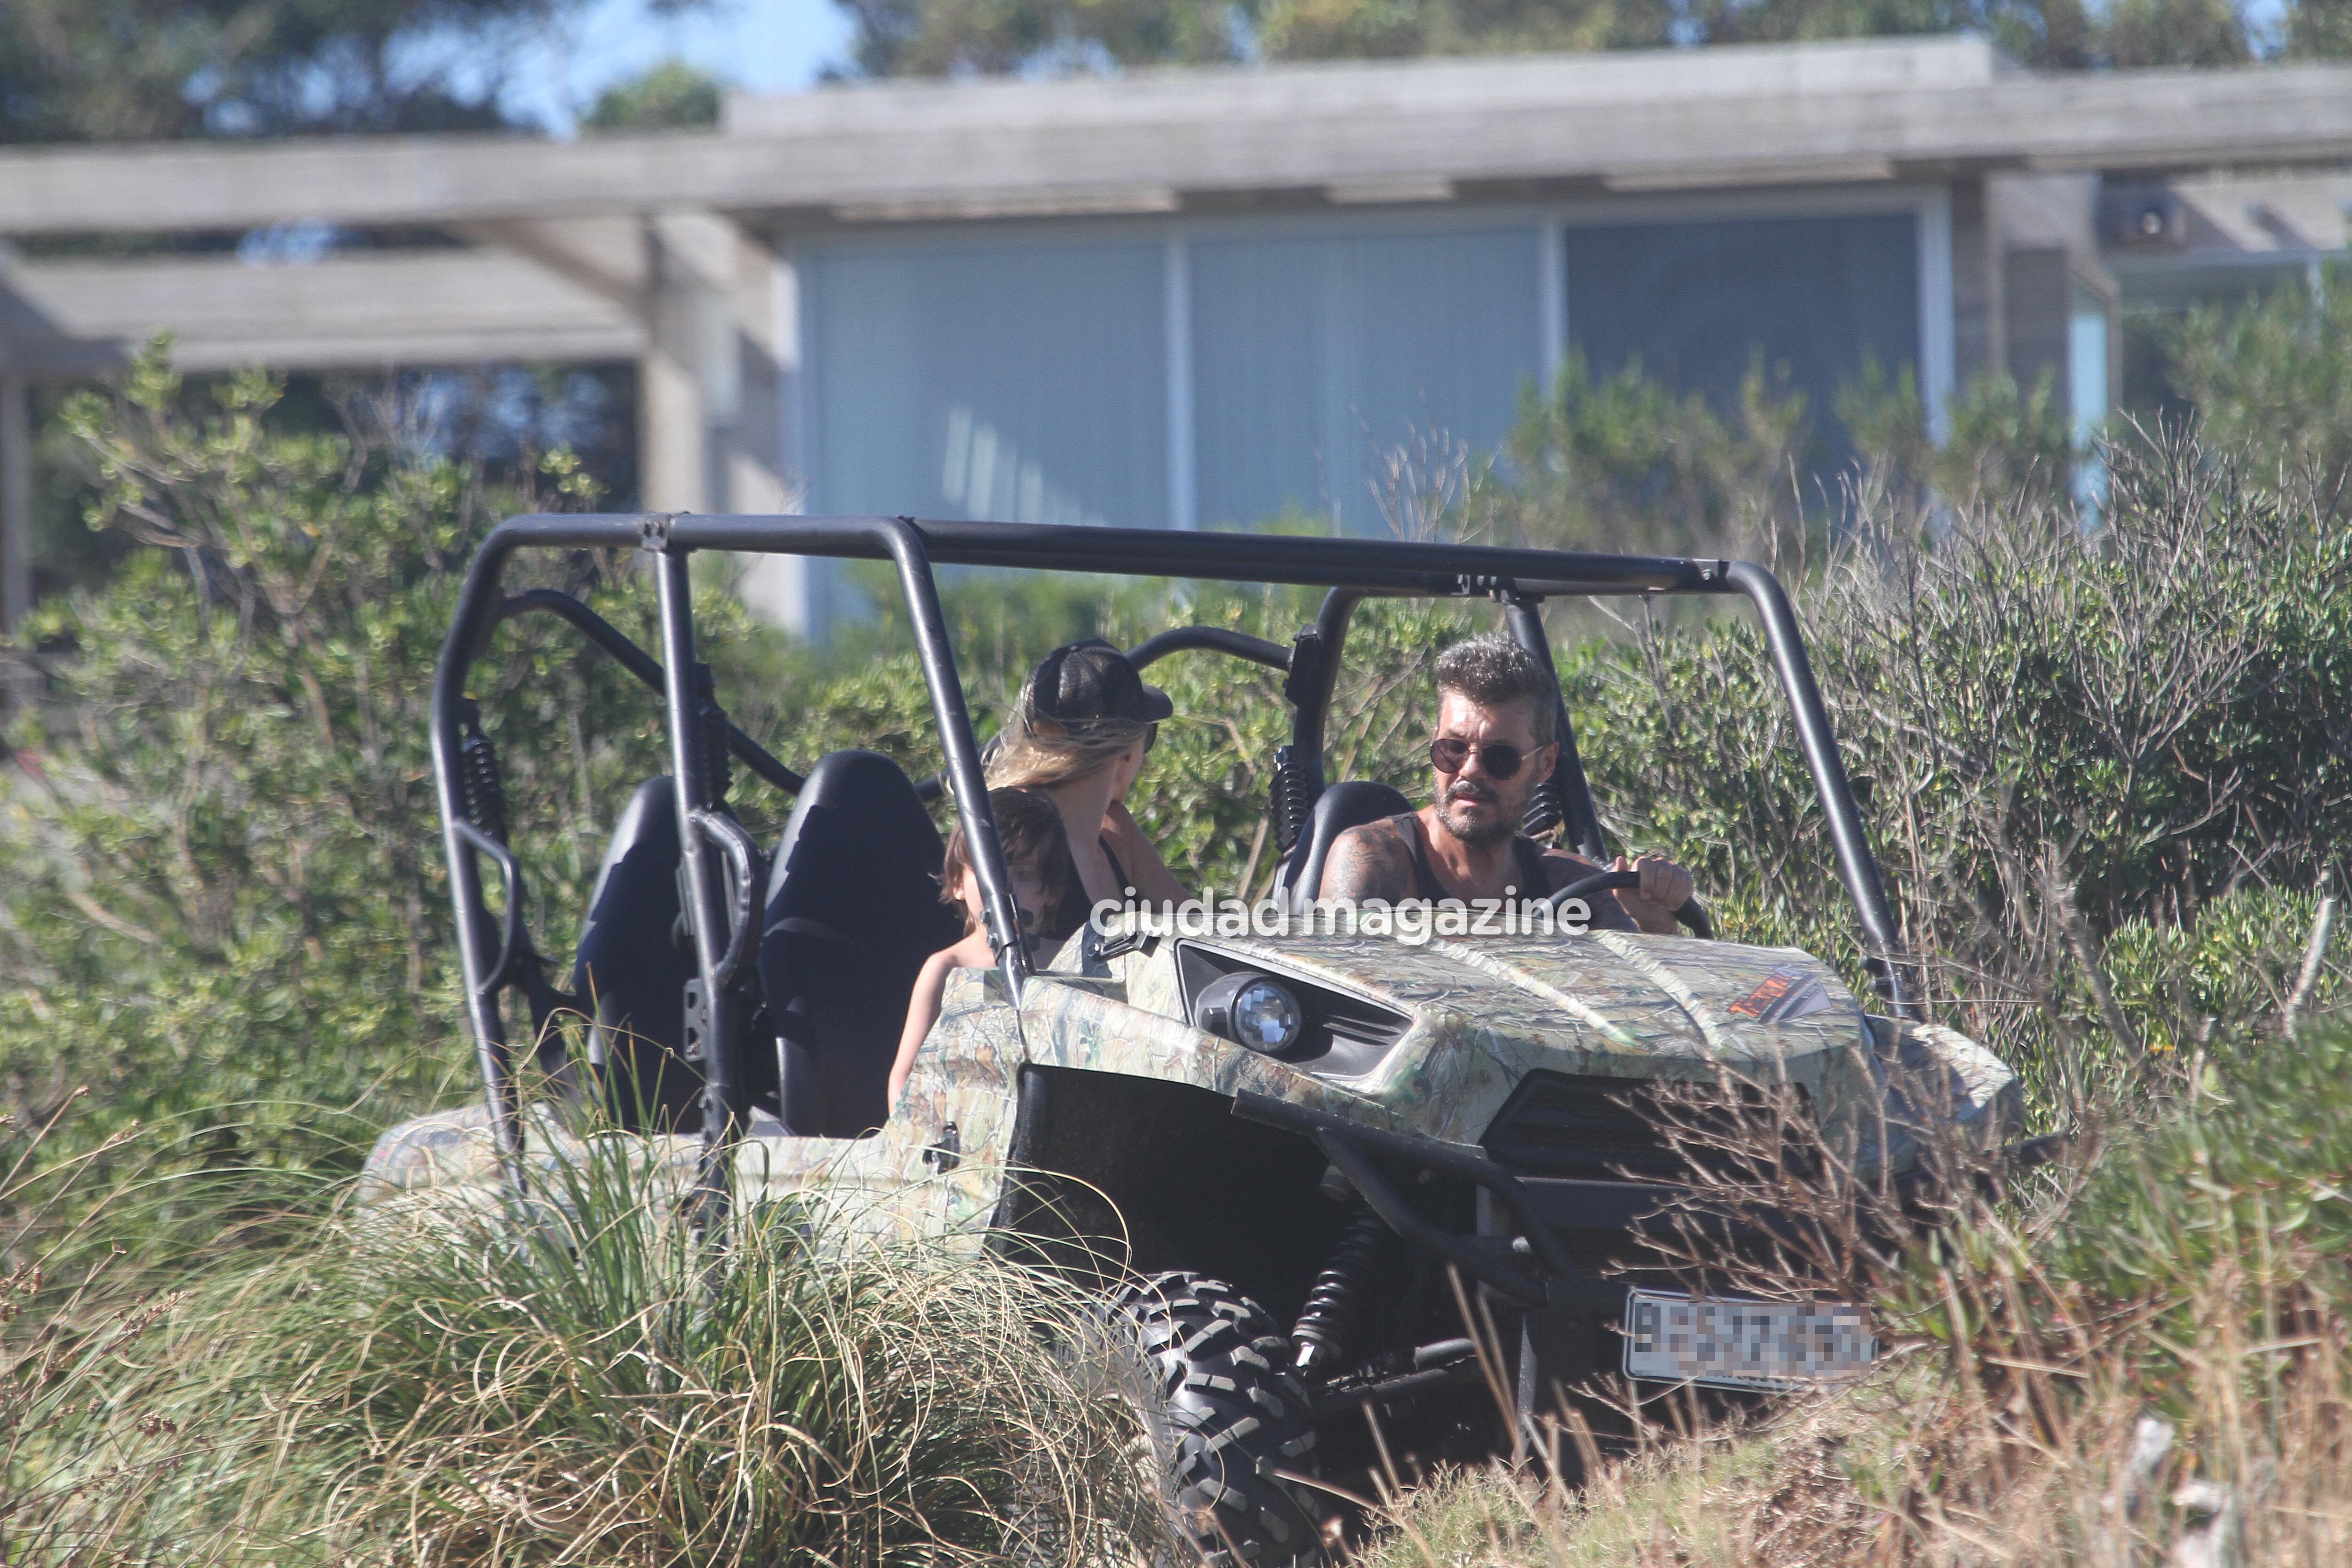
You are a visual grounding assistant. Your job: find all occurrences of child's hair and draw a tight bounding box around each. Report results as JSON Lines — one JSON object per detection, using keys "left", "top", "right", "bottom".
{"left": 940, "top": 786, "right": 1071, "bottom": 928}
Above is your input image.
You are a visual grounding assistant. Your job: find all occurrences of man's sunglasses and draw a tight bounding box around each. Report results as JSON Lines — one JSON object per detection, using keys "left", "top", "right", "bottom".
{"left": 1430, "top": 736, "right": 1539, "bottom": 780}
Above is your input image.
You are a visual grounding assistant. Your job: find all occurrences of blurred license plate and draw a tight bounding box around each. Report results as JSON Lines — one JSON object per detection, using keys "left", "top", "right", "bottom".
{"left": 1622, "top": 1289, "right": 1876, "bottom": 1390}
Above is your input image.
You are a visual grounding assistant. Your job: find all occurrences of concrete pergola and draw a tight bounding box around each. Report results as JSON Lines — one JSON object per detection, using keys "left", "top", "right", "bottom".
{"left": 4, "top": 35, "right": 2351, "bottom": 630}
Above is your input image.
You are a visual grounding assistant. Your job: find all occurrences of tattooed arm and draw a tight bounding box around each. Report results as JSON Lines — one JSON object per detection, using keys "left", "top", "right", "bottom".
{"left": 1317, "top": 820, "right": 1416, "bottom": 903}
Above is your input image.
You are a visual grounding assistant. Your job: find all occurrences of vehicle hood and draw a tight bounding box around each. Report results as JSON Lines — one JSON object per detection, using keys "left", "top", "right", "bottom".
{"left": 1104, "top": 929, "right": 1888, "bottom": 1156}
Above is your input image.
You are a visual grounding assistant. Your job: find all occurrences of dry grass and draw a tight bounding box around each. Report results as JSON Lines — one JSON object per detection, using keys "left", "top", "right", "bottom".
{"left": 1, "top": 1124, "right": 1170, "bottom": 1567}
{"left": 1373, "top": 1339, "right": 2352, "bottom": 1568}
{"left": 1365, "top": 1020, "right": 2352, "bottom": 1568}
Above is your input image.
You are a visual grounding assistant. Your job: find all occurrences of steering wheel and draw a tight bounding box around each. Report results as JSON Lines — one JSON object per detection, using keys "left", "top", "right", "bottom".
{"left": 1542, "top": 869, "right": 1714, "bottom": 940}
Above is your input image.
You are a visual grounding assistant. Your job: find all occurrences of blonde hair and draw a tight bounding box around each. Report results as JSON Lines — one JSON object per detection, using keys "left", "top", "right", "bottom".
{"left": 984, "top": 682, "right": 1152, "bottom": 791}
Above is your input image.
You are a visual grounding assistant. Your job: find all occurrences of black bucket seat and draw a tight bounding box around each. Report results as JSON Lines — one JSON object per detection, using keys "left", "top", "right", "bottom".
{"left": 759, "top": 751, "right": 963, "bottom": 1138}
{"left": 1277, "top": 780, "right": 1413, "bottom": 915}
{"left": 572, "top": 776, "right": 704, "bottom": 1131}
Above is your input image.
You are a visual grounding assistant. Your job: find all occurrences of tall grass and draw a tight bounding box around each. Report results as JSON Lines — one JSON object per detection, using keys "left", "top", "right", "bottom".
{"left": 3, "top": 1121, "right": 1165, "bottom": 1565}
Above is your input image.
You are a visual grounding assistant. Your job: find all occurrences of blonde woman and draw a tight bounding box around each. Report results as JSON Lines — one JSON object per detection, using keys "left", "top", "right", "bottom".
{"left": 988, "top": 638, "right": 1190, "bottom": 941}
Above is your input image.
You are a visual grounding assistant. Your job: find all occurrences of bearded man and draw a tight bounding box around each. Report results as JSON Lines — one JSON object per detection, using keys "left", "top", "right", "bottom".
{"left": 1317, "top": 633, "right": 1693, "bottom": 933}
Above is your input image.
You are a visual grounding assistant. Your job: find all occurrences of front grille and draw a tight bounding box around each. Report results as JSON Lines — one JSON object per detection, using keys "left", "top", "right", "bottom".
{"left": 1480, "top": 1071, "right": 1808, "bottom": 1183}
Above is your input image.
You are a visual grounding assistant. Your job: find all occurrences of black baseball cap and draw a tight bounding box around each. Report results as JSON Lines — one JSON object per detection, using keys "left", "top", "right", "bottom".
{"left": 1027, "top": 638, "right": 1173, "bottom": 726}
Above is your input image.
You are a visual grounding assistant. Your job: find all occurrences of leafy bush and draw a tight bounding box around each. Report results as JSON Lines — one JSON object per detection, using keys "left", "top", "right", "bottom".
{"left": 1835, "top": 354, "right": 2075, "bottom": 510}
{"left": 1463, "top": 350, "right": 1812, "bottom": 559}
{"left": 1569, "top": 426, "right": 2349, "bottom": 1105}
{"left": 2165, "top": 261, "right": 2352, "bottom": 504}
{"left": 0, "top": 354, "right": 732, "bottom": 1254}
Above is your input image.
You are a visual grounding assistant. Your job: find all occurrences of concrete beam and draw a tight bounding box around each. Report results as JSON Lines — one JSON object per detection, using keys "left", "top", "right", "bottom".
{"left": 2100, "top": 168, "right": 2352, "bottom": 310}
{"left": 2117, "top": 167, "right": 2352, "bottom": 259}
{"left": 5, "top": 48, "right": 2352, "bottom": 238}
{"left": 0, "top": 248, "right": 644, "bottom": 375}
{"left": 729, "top": 241, "right": 818, "bottom": 638}
{"left": 451, "top": 215, "right": 651, "bottom": 311}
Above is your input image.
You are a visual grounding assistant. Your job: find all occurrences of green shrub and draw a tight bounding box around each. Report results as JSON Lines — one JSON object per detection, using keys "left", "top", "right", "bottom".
{"left": 1569, "top": 428, "right": 2350, "bottom": 1106}
{"left": 1835, "top": 354, "right": 2075, "bottom": 509}
{"left": 1465, "top": 350, "right": 1812, "bottom": 559}
{"left": 2166, "top": 261, "right": 2352, "bottom": 502}
{"left": 0, "top": 352, "right": 753, "bottom": 1257}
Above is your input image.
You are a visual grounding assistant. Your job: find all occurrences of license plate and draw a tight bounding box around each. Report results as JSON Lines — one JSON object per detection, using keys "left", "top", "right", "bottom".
{"left": 1621, "top": 1289, "right": 1876, "bottom": 1391}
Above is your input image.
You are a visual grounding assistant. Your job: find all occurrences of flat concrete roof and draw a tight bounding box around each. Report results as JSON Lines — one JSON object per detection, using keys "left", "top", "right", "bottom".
{"left": 722, "top": 35, "right": 2021, "bottom": 138}
{"left": 5, "top": 39, "right": 2352, "bottom": 237}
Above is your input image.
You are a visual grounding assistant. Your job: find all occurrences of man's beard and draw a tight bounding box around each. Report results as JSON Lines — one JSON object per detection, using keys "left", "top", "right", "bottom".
{"left": 1436, "top": 782, "right": 1516, "bottom": 849}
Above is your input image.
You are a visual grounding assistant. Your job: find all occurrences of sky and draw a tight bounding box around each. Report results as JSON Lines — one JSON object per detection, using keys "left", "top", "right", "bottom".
{"left": 500, "top": 0, "right": 858, "bottom": 134}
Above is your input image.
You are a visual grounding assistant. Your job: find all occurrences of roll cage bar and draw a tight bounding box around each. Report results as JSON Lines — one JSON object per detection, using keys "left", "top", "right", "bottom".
{"left": 434, "top": 513, "right": 1915, "bottom": 1213}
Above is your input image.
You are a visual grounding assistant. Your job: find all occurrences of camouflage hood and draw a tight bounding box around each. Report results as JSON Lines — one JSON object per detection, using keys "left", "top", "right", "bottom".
{"left": 1072, "top": 928, "right": 1918, "bottom": 1171}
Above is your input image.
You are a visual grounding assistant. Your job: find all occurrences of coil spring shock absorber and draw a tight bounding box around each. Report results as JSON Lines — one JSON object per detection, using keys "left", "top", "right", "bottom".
{"left": 454, "top": 697, "right": 509, "bottom": 842}
{"left": 1269, "top": 745, "right": 1314, "bottom": 855}
{"left": 1519, "top": 776, "right": 1564, "bottom": 841}
{"left": 1293, "top": 1208, "right": 1390, "bottom": 1378}
{"left": 691, "top": 663, "right": 732, "bottom": 806}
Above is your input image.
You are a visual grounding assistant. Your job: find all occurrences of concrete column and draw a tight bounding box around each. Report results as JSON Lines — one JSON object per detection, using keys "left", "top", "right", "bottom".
{"left": 1988, "top": 172, "right": 2118, "bottom": 419}
{"left": 637, "top": 211, "right": 829, "bottom": 638}
{"left": 1949, "top": 175, "right": 2005, "bottom": 391}
{"left": 0, "top": 373, "right": 28, "bottom": 635}
{"left": 640, "top": 211, "right": 738, "bottom": 514}
{"left": 2003, "top": 247, "right": 2073, "bottom": 408}
{"left": 730, "top": 244, "right": 829, "bottom": 640}
{"left": 724, "top": 226, "right": 790, "bottom": 518}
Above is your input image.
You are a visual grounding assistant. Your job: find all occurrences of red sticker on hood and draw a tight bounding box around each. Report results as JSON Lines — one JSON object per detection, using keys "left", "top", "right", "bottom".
{"left": 1727, "top": 966, "right": 1834, "bottom": 1023}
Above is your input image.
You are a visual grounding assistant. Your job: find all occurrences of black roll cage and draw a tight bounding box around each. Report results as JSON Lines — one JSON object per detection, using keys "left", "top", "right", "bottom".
{"left": 434, "top": 512, "right": 1915, "bottom": 1208}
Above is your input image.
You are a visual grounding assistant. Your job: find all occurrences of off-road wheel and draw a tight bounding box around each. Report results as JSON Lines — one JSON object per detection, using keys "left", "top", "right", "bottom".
{"left": 1110, "top": 1271, "right": 1327, "bottom": 1568}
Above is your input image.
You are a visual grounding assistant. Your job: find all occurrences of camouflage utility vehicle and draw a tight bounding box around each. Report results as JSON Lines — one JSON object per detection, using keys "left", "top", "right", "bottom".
{"left": 364, "top": 514, "right": 2018, "bottom": 1564}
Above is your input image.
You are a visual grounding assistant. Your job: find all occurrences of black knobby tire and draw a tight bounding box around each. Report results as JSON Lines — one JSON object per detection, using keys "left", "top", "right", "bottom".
{"left": 1111, "top": 1272, "right": 1327, "bottom": 1568}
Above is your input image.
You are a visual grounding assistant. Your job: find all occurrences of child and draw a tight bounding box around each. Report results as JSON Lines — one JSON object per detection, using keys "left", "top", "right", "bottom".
{"left": 889, "top": 787, "right": 1071, "bottom": 1108}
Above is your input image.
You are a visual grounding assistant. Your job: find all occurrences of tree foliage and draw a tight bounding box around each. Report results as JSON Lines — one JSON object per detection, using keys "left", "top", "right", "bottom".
{"left": 584, "top": 57, "right": 726, "bottom": 131}
{"left": 0, "top": 0, "right": 603, "bottom": 142}
{"left": 844, "top": 0, "right": 2352, "bottom": 81}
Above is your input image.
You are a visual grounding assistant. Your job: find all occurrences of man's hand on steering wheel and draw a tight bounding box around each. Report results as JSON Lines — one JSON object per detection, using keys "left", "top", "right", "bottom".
{"left": 1542, "top": 854, "right": 1710, "bottom": 938}
{"left": 1613, "top": 852, "right": 1693, "bottom": 934}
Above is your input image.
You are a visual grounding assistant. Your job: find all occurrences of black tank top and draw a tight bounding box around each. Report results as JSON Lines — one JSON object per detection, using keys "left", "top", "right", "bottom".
{"left": 1043, "top": 836, "right": 1130, "bottom": 945}
{"left": 1387, "top": 812, "right": 1631, "bottom": 931}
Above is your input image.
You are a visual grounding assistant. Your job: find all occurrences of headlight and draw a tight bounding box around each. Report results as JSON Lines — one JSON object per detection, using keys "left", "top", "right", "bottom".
{"left": 1195, "top": 971, "right": 1304, "bottom": 1054}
